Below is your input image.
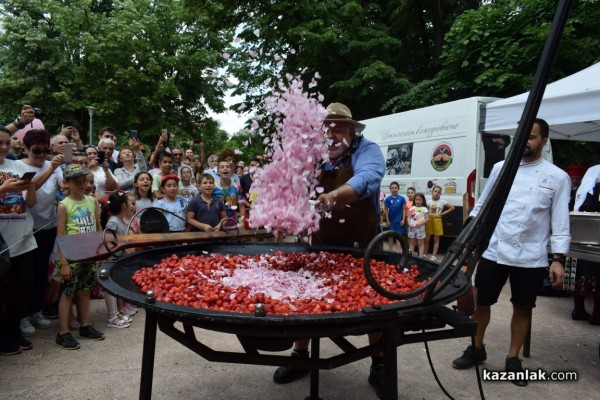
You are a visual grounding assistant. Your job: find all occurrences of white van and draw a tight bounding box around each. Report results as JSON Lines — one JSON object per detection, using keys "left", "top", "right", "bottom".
{"left": 361, "top": 96, "right": 552, "bottom": 237}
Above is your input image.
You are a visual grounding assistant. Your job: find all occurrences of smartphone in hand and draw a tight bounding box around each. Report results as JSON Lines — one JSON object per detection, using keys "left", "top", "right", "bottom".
{"left": 130, "top": 130, "right": 139, "bottom": 140}
{"left": 63, "top": 143, "right": 75, "bottom": 163}
{"left": 97, "top": 150, "right": 106, "bottom": 164}
{"left": 20, "top": 172, "right": 36, "bottom": 182}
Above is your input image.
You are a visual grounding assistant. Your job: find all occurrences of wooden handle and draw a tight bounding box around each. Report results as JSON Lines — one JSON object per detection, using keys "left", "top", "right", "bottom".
{"left": 57, "top": 229, "right": 274, "bottom": 262}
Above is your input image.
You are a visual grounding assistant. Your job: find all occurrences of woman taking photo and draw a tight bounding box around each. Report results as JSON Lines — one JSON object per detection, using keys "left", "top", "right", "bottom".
{"left": 113, "top": 139, "right": 147, "bottom": 192}
{"left": 85, "top": 145, "right": 117, "bottom": 199}
{"left": 17, "top": 129, "right": 64, "bottom": 336}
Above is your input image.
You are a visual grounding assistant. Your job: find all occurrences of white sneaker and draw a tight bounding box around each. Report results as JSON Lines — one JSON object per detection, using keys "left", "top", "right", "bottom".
{"left": 30, "top": 311, "right": 52, "bottom": 329}
{"left": 20, "top": 318, "right": 35, "bottom": 337}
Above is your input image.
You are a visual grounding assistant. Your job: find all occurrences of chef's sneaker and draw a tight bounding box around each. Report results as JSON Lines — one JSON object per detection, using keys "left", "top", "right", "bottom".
{"left": 452, "top": 345, "right": 487, "bottom": 369}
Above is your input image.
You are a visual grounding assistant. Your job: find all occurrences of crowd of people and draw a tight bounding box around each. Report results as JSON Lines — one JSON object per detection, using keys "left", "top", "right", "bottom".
{"left": 0, "top": 105, "right": 264, "bottom": 354}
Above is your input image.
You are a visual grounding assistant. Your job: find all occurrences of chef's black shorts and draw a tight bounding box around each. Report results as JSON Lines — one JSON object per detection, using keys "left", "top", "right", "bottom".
{"left": 475, "top": 257, "right": 547, "bottom": 309}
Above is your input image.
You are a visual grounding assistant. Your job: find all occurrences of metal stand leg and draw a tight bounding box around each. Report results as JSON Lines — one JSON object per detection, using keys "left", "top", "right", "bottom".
{"left": 305, "top": 338, "right": 323, "bottom": 400}
{"left": 383, "top": 324, "right": 398, "bottom": 400}
{"left": 140, "top": 311, "right": 158, "bottom": 400}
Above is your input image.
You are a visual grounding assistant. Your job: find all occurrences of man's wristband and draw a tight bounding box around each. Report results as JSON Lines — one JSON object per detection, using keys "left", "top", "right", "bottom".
{"left": 552, "top": 257, "right": 566, "bottom": 264}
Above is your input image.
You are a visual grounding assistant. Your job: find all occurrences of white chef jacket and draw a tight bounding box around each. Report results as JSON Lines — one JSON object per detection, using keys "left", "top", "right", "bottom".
{"left": 573, "top": 164, "right": 600, "bottom": 211}
{"left": 470, "top": 157, "right": 571, "bottom": 268}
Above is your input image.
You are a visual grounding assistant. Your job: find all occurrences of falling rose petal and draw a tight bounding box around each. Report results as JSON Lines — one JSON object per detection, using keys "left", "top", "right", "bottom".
{"left": 253, "top": 29, "right": 260, "bottom": 37}
{"left": 226, "top": 79, "right": 234, "bottom": 87}
{"left": 231, "top": 205, "right": 238, "bottom": 210}
{"left": 237, "top": 103, "right": 246, "bottom": 111}
{"left": 277, "top": 60, "right": 284, "bottom": 66}
{"left": 222, "top": 52, "right": 230, "bottom": 60}
{"left": 249, "top": 50, "right": 257, "bottom": 58}
{"left": 314, "top": 72, "right": 321, "bottom": 79}
{"left": 212, "top": 70, "right": 220, "bottom": 77}
{"left": 339, "top": 219, "right": 345, "bottom": 223}
{"left": 290, "top": 48, "right": 296, "bottom": 54}
{"left": 234, "top": 37, "right": 241, "bottom": 44}
{"left": 251, "top": 120, "right": 259, "bottom": 130}
{"left": 264, "top": 77, "right": 272, "bottom": 86}
{"left": 342, "top": 138, "right": 349, "bottom": 147}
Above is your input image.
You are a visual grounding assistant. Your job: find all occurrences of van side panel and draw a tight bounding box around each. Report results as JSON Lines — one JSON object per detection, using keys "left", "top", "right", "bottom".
{"left": 362, "top": 97, "right": 500, "bottom": 237}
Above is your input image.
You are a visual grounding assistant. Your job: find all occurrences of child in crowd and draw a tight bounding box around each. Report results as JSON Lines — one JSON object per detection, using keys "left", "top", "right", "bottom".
{"left": 424, "top": 185, "right": 455, "bottom": 260}
{"left": 84, "top": 172, "right": 95, "bottom": 196}
{"left": 133, "top": 171, "right": 153, "bottom": 212}
{"left": 405, "top": 186, "right": 415, "bottom": 209}
{"left": 56, "top": 164, "right": 105, "bottom": 350}
{"left": 100, "top": 191, "right": 135, "bottom": 328}
{"left": 213, "top": 160, "right": 244, "bottom": 228}
{"left": 151, "top": 151, "right": 182, "bottom": 200}
{"left": 125, "top": 192, "right": 142, "bottom": 234}
{"left": 407, "top": 193, "right": 429, "bottom": 257}
{"left": 186, "top": 174, "right": 226, "bottom": 232}
{"left": 153, "top": 174, "right": 187, "bottom": 232}
{"left": 179, "top": 165, "right": 198, "bottom": 201}
{"left": 384, "top": 181, "right": 406, "bottom": 253}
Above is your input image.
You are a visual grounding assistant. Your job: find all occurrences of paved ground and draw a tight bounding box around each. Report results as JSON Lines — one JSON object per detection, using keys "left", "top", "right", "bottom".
{"left": 1, "top": 270, "right": 598, "bottom": 400}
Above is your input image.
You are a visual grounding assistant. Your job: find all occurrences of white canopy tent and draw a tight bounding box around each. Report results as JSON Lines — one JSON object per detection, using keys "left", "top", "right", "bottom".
{"left": 482, "top": 62, "right": 600, "bottom": 141}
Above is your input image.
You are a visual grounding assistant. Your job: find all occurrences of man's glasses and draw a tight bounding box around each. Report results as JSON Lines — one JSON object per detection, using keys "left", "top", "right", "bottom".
{"left": 30, "top": 147, "right": 52, "bottom": 155}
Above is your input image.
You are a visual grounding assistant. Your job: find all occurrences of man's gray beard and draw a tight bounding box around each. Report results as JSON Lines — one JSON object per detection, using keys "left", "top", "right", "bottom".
{"left": 328, "top": 146, "right": 346, "bottom": 160}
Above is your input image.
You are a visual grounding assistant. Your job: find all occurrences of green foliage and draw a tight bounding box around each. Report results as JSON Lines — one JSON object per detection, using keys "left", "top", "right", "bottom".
{"left": 0, "top": 0, "right": 233, "bottom": 149}
{"left": 224, "top": 129, "right": 266, "bottom": 163}
{"left": 388, "top": 0, "right": 600, "bottom": 111}
{"left": 224, "top": 0, "right": 481, "bottom": 120}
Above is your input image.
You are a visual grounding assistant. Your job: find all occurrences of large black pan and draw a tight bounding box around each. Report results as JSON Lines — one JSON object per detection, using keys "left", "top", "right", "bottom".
{"left": 98, "top": 241, "right": 468, "bottom": 339}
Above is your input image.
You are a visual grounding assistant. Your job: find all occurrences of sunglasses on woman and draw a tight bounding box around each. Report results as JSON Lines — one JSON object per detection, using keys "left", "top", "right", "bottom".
{"left": 30, "top": 147, "right": 52, "bottom": 155}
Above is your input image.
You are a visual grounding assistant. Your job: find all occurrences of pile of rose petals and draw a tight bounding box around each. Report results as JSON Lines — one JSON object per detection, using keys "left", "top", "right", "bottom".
{"left": 248, "top": 74, "right": 329, "bottom": 236}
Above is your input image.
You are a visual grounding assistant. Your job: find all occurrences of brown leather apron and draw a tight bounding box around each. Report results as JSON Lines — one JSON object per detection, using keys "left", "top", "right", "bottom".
{"left": 312, "top": 157, "right": 379, "bottom": 248}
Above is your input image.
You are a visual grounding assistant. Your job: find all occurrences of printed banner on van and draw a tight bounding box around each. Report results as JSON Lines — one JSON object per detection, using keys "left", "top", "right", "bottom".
{"left": 386, "top": 143, "right": 413, "bottom": 175}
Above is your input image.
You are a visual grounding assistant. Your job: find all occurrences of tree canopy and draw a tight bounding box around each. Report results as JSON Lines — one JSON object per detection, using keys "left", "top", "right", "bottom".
{"left": 224, "top": 0, "right": 481, "bottom": 121}
{"left": 387, "top": 0, "right": 600, "bottom": 111}
{"left": 0, "top": 0, "right": 233, "bottom": 150}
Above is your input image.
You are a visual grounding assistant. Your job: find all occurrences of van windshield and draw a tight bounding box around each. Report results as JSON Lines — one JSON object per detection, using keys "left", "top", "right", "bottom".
{"left": 482, "top": 134, "right": 511, "bottom": 178}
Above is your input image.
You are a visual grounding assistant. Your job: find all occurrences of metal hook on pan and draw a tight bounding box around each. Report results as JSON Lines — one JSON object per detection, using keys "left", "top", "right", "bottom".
{"left": 102, "top": 228, "right": 120, "bottom": 258}
{"left": 219, "top": 217, "right": 240, "bottom": 240}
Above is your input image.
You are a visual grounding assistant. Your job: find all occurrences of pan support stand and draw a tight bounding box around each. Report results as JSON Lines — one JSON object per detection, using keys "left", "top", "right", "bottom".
{"left": 135, "top": 306, "right": 476, "bottom": 400}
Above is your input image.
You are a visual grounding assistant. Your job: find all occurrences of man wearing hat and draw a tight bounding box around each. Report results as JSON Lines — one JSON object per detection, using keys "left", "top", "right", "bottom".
{"left": 312, "top": 102, "right": 386, "bottom": 247}
{"left": 273, "top": 103, "right": 387, "bottom": 398}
